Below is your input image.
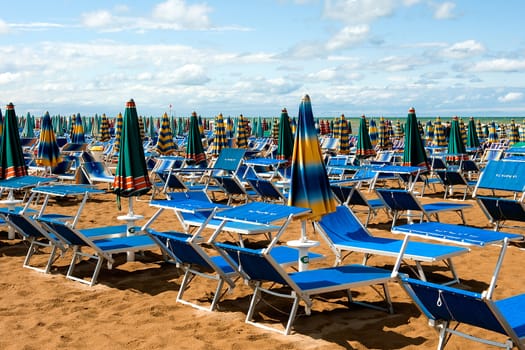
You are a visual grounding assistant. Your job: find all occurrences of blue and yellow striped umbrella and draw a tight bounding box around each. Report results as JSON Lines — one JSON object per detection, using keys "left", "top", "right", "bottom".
{"left": 113, "top": 99, "right": 151, "bottom": 210}
{"left": 466, "top": 117, "right": 480, "bottom": 148}
{"left": 0, "top": 103, "right": 27, "bottom": 179}
{"left": 402, "top": 107, "right": 429, "bottom": 169}
{"left": 476, "top": 120, "right": 484, "bottom": 140}
{"left": 508, "top": 120, "right": 519, "bottom": 145}
{"left": 138, "top": 116, "right": 145, "bottom": 142}
{"left": 425, "top": 120, "right": 434, "bottom": 146}
{"left": 378, "top": 116, "right": 392, "bottom": 150}
{"left": 36, "top": 111, "right": 61, "bottom": 168}
{"left": 276, "top": 108, "right": 294, "bottom": 162}
{"left": 520, "top": 123, "right": 525, "bottom": 142}
{"left": 186, "top": 111, "right": 207, "bottom": 165}
{"left": 288, "top": 95, "right": 336, "bottom": 221}
{"left": 433, "top": 117, "right": 447, "bottom": 147}
{"left": 113, "top": 112, "right": 124, "bottom": 154}
{"left": 368, "top": 118, "right": 378, "bottom": 147}
{"left": 394, "top": 120, "right": 403, "bottom": 138}
{"left": 98, "top": 114, "right": 111, "bottom": 142}
{"left": 156, "top": 112, "right": 176, "bottom": 155}
{"left": 488, "top": 121, "right": 498, "bottom": 143}
{"left": 236, "top": 114, "right": 249, "bottom": 149}
{"left": 355, "top": 115, "right": 376, "bottom": 159}
{"left": 210, "top": 113, "right": 228, "bottom": 156}
{"left": 71, "top": 113, "right": 85, "bottom": 144}
{"left": 459, "top": 118, "right": 467, "bottom": 146}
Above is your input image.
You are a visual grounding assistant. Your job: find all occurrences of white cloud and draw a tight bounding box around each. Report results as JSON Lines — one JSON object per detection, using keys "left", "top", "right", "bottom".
{"left": 498, "top": 92, "right": 523, "bottom": 103}
{"left": 324, "top": 0, "right": 396, "bottom": 24}
{"left": 326, "top": 25, "right": 369, "bottom": 50}
{"left": 81, "top": 10, "right": 114, "bottom": 28}
{"left": 152, "top": 0, "right": 211, "bottom": 29}
{"left": 0, "top": 72, "right": 21, "bottom": 84}
{"left": 441, "top": 40, "right": 485, "bottom": 59}
{"left": 0, "top": 19, "right": 9, "bottom": 34}
{"left": 469, "top": 58, "right": 525, "bottom": 72}
{"left": 434, "top": 2, "right": 456, "bottom": 20}
{"left": 165, "top": 64, "right": 210, "bottom": 85}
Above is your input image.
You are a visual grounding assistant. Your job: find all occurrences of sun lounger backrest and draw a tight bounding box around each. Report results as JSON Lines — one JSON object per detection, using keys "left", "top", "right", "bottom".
{"left": 38, "top": 218, "right": 87, "bottom": 246}
{"left": 402, "top": 277, "right": 507, "bottom": 335}
{"left": 3, "top": 212, "right": 48, "bottom": 240}
{"left": 215, "top": 242, "right": 288, "bottom": 285}
{"left": 376, "top": 189, "right": 421, "bottom": 211}
{"left": 477, "top": 196, "right": 525, "bottom": 222}
{"left": 474, "top": 160, "right": 525, "bottom": 195}
{"left": 213, "top": 148, "right": 246, "bottom": 173}
{"left": 150, "top": 230, "right": 211, "bottom": 268}
{"left": 318, "top": 206, "right": 371, "bottom": 245}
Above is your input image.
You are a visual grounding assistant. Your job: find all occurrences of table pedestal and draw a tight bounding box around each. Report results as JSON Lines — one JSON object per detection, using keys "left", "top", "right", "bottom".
{"left": 117, "top": 214, "right": 144, "bottom": 262}
{"left": 286, "top": 239, "right": 320, "bottom": 271}
{"left": 1, "top": 199, "right": 23, "bottom": 239}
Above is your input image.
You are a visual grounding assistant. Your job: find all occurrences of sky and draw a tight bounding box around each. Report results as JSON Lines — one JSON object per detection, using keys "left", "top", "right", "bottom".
{"left": 1, "top": 0, "right": 525, "bottom": 119}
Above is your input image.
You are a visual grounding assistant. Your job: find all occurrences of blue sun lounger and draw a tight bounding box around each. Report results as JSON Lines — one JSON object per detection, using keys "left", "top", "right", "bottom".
{"left": 213, "top": 241, "right": 395, "bottom": 335}
{"left": 316, "top": 206, "right": 468, "bottom": 284}
{"left": 401, "top": 277, "right": 525, "bottom": 349}
{"left": 37, "top": 217, "right": 156, "bottom": 286}
{"left": 376, "top": 188, "right": 472, "bottom": 228}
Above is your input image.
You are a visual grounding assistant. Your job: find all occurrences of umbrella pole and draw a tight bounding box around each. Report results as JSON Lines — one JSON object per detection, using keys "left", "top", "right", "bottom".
{"left": 1, "top": 189, "right": 23, "bottom": 239}
{"left": 116, "top": 197, "right": 144, "bottom": 262}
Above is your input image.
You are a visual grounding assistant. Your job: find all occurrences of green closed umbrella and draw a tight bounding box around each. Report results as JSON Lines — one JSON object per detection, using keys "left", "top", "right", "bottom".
{"left": 113, "top": 99, "right": 151, "bottom": 210}
{"left": 0, "top": 103, "right": 28, "bottom": 179}
{"left": 402, "top": 107, "right": 429, "bottom": 169}
{"left": 466, "top": 117, "right": 480, "bottom": 149}
{"left": 186, "top": 111, "right": 207, "bottom": 165}
{"left": 355, "top": 115, "right": 375, "bottom": 160}
{"left": 447, "top": 116, "right": 468, "bottom": 162}
{"left": 21, "top": 112, "right": 35, "bottom": 138}
{"left": 276, "top": 108, "right": 294, "bottom": 163}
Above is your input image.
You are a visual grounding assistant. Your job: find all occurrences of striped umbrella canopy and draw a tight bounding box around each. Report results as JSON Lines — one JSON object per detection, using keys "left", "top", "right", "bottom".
{"left": 466, "top": 116, "right": 480, "bottom": 148}
{"left": 98, "top": 114, "right": 111, "bottom": 142}
{"left": 113, "top": 99, "right": 151, "bottom": 210}
{"left": 508, "top": 120, "right": 519, "bottom": 145}
{"left": 288, "top": 95, "right": 336, "bottom": 222}
{"left": 402, "top": 107, "right": 429, "bottom": 169}
{"left": 186, "top": 111, "right": 207, "bottom": 165}
{"left": 226, "top": 116, "right": 234, "bottom": 139}
{"left": 337, "top": 114, "right": 350, "bottom": 154}
{"left": 332, "top": 116, "right": 340, "bottom": 138}
{"left": 156, "top": 112, "right": 177, "bottom": 155}
{"left": 476, "top": 120, "right": 484, "bottom": 140}
{"left": 36, "top": 111, "right": 61, "bottom": 168}
{"left": 447, "top": 116, "right": 468, "bottom": 162}
{"left": 459, "top": 118, "right": 467, "bottom": 146}
{"left": 425, "top": 120, "right": 434, "bottom": 145}
{"left": 138, "top": 116, "right": 145, "bottom": 142}
{"left": 236, "top": 114, "right": 249, "bottom": 148}
{"left": 487, "top": 121, "right": 498, "bottom": 143}
{"left": 290, "top": 117, "right": 297, "bottom": 135}
{"left": 433, "top": 118, "right": 447, "bottom": 147}
{"left": 368, "top": 118, "right": 378, "bottom": 147}
{"left": 378, "top": 116, "right": 391, "bottom": 150}
{"left": 482, "top": 124, "right": 489, "bottom": 142}
{"left": 394, "top": 120, "right": 403, "bottom": 138}
{"left": 71, "top": 113, "right": 86, "bottom": 144}
{"left": 520, "top": 124, "right": 525, "bottom": 142}
{"left": 113, "top": 112, "right": 124, "bottom": 154}
{"left": 209, "top": 113, "right": 228, "bottom": 156}
{"left": 0, "top": 103, "right": 28, "bottom": 179}
{"left": 0, "top": 108, "right": 3, "bottom": 145}
{"left": 21, "top": 112, "right": 35, "bottom": 138}
{"left": 271, "top": 118, "right": 280, "bottom": 140}
{"left": 276, "top": 108, "right": 294, "bottom": 163}
{"left": 355, "top": 115, "right": 376, "bottom": 159}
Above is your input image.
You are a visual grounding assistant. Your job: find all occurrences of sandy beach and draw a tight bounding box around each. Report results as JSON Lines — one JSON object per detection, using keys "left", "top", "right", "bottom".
{"left": 0, "top": 185, "right": 523, "bottom": 350}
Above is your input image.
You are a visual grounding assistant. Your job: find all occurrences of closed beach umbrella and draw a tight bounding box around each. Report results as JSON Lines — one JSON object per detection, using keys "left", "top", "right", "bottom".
{"left": 288, "top": 95, "right": 336, "bottom": 222}
{"left": 337, "top": 114, "right": 350, "bottom": 155}
{"left": 378, "top": 116, "right": 391, "bottom": 150}
{"left": 508, "top": 120, "right": 519, "bottom": 145}
{"left": 276, "top": 108, "right": 294, "bottom": 163}
{"left": 488, "top": 121, "right": 498, "bottom": 144}
{"left": 21, "top": 112, "right": 35, "bottom": 138}
{"left": 0, "top": 108, "right": 3, "bottom": 145}
{"left": 209, "top": 113, "right": 227, "bottom": 156}
{"left": 368, "top": 119, "right": 378, "bottom": 147}
{"left": 466, "top": 117, "right": 480, "bottom": 149}
{"left": 433, "top": 118, "right": 447, "bottom": 147}
{"left": 147, "top": 116, "right": 156, "bottom": 140}
{"left": 71, "top": 113, "right": 85, "bottom": 144}
{"left": 186, "top": 111, "right": 207, "bottom": 165}
{"left": 402, "top": 107, "right": 429, "bottom": 169}
{"left": 99, "top": 114, "right": 111, "bottom": 142}
{"left": 113, "top": 99, "right": 152, "bottom": 210}
{"left": 36, "top": 111, "right": 61, "bottom": 169}
{"left": 355, "top": 115, "right": 376, "bottom": 160}
{"left": 114, "top": 112, "right": 124, "bottom": 153}
{"left": 459, "top": 118, "right": 467, "bottom": 146}
{"left": 425, "top": 120, "right": 434, "bottom": 146}
{"left": 447, "top": 116, "right": 468, "bottom": 162}
{"left": 476, "top": 120, "right": 484, "bottom": 140}
{"left": 138, "top": 117, "right": 145, "bottom": 142}
{"left": 0, "top": 103, "right": 28, "bottom": 179}
{"left": 272, "top": 118, "right": 280, "bottom": 140}
{"left": 394, "top": 120, "right": 403, "bottom": 139}
{"left": 156, "top": 112, "right": 176, "bottom": 155}
{"left": 236, "top": 114, "right": 249, "bottom": 149}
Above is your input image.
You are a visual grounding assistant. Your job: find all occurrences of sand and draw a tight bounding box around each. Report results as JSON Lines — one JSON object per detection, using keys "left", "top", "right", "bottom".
{"left": 0, "top": 185, "right": 523, "bottom": 350}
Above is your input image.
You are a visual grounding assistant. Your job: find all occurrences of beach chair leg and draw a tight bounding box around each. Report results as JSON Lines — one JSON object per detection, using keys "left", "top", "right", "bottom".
{"left": 365, "top": 211, "right": 372, "bottom": 227}
{"left": 285, "top": 297, "right": 301, "bottom": 335}
{"left": 437, "top": 322, "right": 449, "bottom": 350}
{"left": 415, "top": 261, "right": 427, "bottom": 281}
{"left": 246, "top": 285, "right": 262, "bottom": 323}
{"left": 44, "top": 245, "right": 59, "bottom": 274}
{"left": 90, "top": 257, "right": 105, "bottom": 287}
{"left": 209, "top": 278, "right": 225, "bottom": 311}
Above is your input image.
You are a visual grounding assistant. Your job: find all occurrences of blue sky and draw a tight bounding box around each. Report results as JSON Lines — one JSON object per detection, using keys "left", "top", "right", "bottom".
{"left": 1, "top": 0, "right": 524, "bottom": 119}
